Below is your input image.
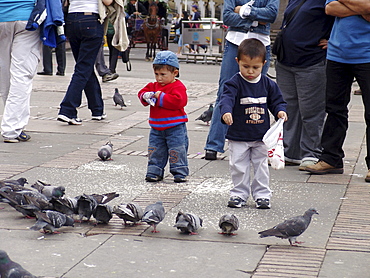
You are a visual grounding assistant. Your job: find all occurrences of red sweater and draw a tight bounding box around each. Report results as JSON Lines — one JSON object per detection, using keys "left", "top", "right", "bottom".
{"left": 138, "top": 80, "right": 188, "bottom": 130}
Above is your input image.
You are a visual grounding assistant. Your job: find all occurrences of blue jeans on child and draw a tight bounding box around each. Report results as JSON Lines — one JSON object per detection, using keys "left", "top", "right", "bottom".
{"left": 147, "top": 123, "right": 189, "bottom": 179}
{"left": 59, "top": 13, "right": 104, "bottom": 119}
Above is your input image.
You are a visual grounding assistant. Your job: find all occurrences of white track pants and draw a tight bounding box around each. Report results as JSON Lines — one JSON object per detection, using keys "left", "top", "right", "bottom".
{"left": 229, "top": 140, "right": 271, "bottom": 201}
{"left": 0, "top": 21, "right": 41, "bottom": 139}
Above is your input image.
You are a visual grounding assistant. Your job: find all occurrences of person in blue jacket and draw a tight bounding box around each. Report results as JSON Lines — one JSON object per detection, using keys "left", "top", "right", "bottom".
{"left": 220, "top": 39, "right": 287, "bottom": 209}
{"left": 204, "top": 0, "right": 279, "bottom": 160}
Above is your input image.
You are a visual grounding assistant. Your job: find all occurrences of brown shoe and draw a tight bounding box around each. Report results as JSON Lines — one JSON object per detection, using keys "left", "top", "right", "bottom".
{"left": 365, "top": 170, "right": 370, "bottom": 182}
{"left": 305, "top": 160, "right": 343, "bottom": 174}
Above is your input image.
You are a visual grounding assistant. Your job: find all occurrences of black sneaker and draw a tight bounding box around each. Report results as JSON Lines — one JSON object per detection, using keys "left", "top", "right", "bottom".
{"left": 174, "top": 176, "right": 187, "bottom": 183}
{"left": 145, "top": 176, "right": 163, "bottom": 182}
{"left": 256, "top": 198, "right": 271, "bottom": 209}
{"left": 91, "top": 113, "right": 107, "bottom": 121}
{"left": 228, "top": 196, "right": 246, "bottom": 208}
{"left": 205, "top": 150, "right": 217, "bottom": 160}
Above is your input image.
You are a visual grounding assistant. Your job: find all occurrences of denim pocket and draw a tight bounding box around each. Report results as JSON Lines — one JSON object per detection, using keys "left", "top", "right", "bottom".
{"left": 79, "top": 18, "right": 103, "bottom": 39}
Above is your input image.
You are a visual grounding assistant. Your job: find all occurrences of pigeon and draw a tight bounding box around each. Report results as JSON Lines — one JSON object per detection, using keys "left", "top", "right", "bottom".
{"left": 30, "top": 210, "right": 74, "bottom": 234}
{"left": 142, "top": 201, "right": 165, "bottom": 233}
{"left": 195, "top": 103, "right": 213, "bottom": 125}
{"left": 0, "top": 189, "right": 39, "bottom": 218}
{"left": 98, "top": 142, "right": 113, "bottom": 161}
{"left": 174, "top": 211, "right": 203, "bottom": 235}
{"left": 113, "top": 203, "right": 144, "bottom": 225}
{"left": 31, "top": 180, "right": 65, "bottom": 200}
{"left": 219, "top": 214, "right": 239, "bottom": 235}
{"left": 113, "top": 88, "right": 126, "bottom": 108}
{"left": 0, "top": 250, "right": 36, "bottom": 278}
{"left": 93, "top": 203, "right": 113, "bottom": 224}
{"left": 76, "top": 194, "right": 98, "bottom": 222}
{"left": 258, "top": 208, "right": 319, "bottom": 246}
{"left": 91, "top": 192, "right": 119, "bottom": 204}
{"left": 49, "top": 196, "right": 78, "bottom": 216}
{"left": 0, "top": 177, "right": 28, "bottom": 191}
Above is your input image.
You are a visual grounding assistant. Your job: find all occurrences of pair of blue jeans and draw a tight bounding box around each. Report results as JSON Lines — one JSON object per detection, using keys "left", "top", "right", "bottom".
{"left": 59, "top": 13, "right": 104, "bottom": 118}
{"left": 204, "top": 40, "right": 271, "bottom": 153}
{"left": 147, "top": 123, "right": 189, "bottom": 179}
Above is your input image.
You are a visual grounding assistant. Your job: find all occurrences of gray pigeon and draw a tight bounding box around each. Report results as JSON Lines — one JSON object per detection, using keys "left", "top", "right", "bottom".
{"left": 0, "top": 177, "right": 28, "bottom": 191}
{"left": 174, "top": 211, "right": 203, "bottom": 235}
{"left": 195, "top": 103, "right": 213, "bottom": 125}
{"left": 49, "top": 196, "right": 78, "bottom": 216}
{"left": 113, "top": 88, "right": 126, "bottom": 108}
{"left": 219, "top": 214, "right": 239, "bottom": 235}
{"left": 98, "top": 142, "right": 113, "bottom": 161}
{"left": 30, "top": 210, "right": 74, "bottom": 234}
{"left": 113, "top": 203, "right": 144, "bottom": 225}
{"left": 93, "top": 203, "right": 113, "bottom": 224}
{"left": 142, "top": 201, "right": 165, "bottom": 233}
{"left": 76, "top": 194, "right": 98, "bottom": 222}
{"left": 0, "top": 250, "right": 36, "bottom": 278}
{"left": 31, "top": 180, "right": 65, "bottom": 200}
{"left": 258, "top": 208, "right": 319, "bottom": 246}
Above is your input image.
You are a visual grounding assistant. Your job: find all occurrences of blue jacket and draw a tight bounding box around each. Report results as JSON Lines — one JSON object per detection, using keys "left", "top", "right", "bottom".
{"left": 224, "top": 0, "right": 279, "bottom": 36}
{"left": 220, "top": 73, "right": 286, "bottom": 142}
{"left": 26, "top": 0, "right": 65, "bottom": 47}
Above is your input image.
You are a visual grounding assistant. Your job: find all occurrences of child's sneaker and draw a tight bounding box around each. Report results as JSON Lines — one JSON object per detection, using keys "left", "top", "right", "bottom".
{"left": 256, "top": 198, "right": 271, "bottom": 209}
{"left": 228, "top": 196, "right": 246, "bottom": 208}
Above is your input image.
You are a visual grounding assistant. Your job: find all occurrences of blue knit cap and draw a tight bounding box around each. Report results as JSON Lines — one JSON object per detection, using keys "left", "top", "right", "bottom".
{"left": 153, "top": 51, "right": 179, "bottom": 69}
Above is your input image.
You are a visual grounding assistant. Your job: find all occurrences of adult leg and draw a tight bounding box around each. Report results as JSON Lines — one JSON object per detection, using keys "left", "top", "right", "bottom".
{"left": 320, "top": 60, "right": 353, "bottom": 168}
{"left": 276, "top": 61, "right": 301, "bottom": 162}
{"left": 354, "top": 63, "right": 370, "bottom": 169}
{"left": 95, "top": 40, "right": 111, "bottom": 77}
{"left": 204, "top": 41, "right": 239, "bottom": 154}
{"left": 41, "top": 45, "right": 53, "bottom": 74}
{"left": 295, "top": 61, "right": 327, "bottom": 161}
{"left": 55, "top": 41, "right": 66, "bottom": 74}
{"left": 250, "top": 141, "right": 271, "bottom": 200}
{"left": 1, "top": 21, "right": 41, "bottom": 139}
{"left": 59, "top": 14, "right": 104, "bottom": 118}
{"left": 106, "top": 33, "right": 119, "bottom": 73}
{"left": 229, "top": 140, "right": 251, "bottom": 201}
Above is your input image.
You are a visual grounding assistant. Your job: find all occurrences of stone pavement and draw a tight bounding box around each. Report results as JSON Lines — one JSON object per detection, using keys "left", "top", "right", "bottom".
{"left": 0, "top": 47, "right": 369, "bottom": 277}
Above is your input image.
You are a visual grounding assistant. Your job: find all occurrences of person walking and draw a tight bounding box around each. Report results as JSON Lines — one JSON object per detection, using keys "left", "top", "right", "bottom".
{"left": 0, "top": 0, "right": 42, "bottom": 143}
{"left": 305, "top": 0, "right": 370, "bottom": 182}
{"left": 57, "top": 0, "right": 114, "bottom": 125}
{"left": 220, "top": 39, "right": 287, "bottom": 209}
{"left": 275, "top": 0, "right": 334, "bottom": 170}
{"left": 203, "top": 0, "right": 279, "bottom": 160}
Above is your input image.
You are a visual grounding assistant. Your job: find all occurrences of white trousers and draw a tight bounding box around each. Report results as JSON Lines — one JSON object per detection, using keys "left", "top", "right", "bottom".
{"left": 0, "top": 21, "right": 41, "bottom": 139}
{"left": 229, "top": 140, "right": 271, "bottom": 201}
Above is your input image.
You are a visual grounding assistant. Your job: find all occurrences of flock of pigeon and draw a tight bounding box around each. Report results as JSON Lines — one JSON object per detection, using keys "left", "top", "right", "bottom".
{"left": 1, "top": 177, "right": 319, "bottom": 246}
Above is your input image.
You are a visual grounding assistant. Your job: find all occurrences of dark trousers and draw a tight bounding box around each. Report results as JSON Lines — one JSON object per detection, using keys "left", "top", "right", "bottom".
{"left": 106, "top": 33, "right": 119, "bottom": 73}
{"left": 321, "top": 60, "right": 370, "bottom": 168}
{"left": 42, "top": 43, "right": 66, "bottom": 74}
{"left": 60, "top": 13, "right": 104, "bottom": 118}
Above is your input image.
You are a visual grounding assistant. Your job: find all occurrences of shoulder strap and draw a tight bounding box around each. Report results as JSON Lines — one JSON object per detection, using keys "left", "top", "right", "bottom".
{"left": 283, "top": 0, "right": 307, "bottom": 28}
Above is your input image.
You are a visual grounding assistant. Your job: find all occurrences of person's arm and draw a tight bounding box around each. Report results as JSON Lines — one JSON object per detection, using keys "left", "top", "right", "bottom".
{"left": 338, "top": 0, "right": 370, "bottom": 14}
{"left": 325, "top": 1, "right": 357, "bottom": 17}
{"left": 102, "top": 0, "right": 113, "bottom": 6}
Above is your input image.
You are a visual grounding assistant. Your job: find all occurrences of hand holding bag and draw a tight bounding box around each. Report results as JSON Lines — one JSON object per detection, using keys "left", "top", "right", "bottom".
{"left": 263, "top": 118, "right": 285, "bottom": 170}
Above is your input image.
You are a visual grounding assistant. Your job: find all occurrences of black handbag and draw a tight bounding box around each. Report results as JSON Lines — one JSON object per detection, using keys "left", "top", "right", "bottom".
{"left": 272, "top": 0, "right": 307, "bottom": 61}
{"left": 121, "top": 47, "right": 132, "bottom": 71}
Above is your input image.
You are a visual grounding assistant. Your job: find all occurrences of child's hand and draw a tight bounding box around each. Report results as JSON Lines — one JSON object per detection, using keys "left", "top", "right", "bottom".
{"left": 222, "top": 112, "right": 233, "bottom": 125}
{"left": 142, "top": 92, "right": 156, "bottom": 106}
{"left": 277, "top": 111, "right": 288, "bottom": 121}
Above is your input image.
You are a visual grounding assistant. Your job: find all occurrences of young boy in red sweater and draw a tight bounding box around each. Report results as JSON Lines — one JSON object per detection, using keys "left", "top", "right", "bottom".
{"left": 138, "top": 51, "right": 189, "bottom": 183}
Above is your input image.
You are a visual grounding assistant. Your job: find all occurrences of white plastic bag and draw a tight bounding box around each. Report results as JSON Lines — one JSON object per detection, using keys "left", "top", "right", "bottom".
{"left": 263, "top": 118, "right": 285, "bottom": 170}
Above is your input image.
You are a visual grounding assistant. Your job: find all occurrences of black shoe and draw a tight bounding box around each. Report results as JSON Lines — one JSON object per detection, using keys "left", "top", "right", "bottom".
{"left": 205, "top": 150, "right": 217, "bottom": 160}
{"left": 256, "top": 198, "right": 271, "bottom": 209}
{"left": 174, "top": 176, "right": 187, "bottom": 183}
{"left": 37, "top": 71, "right": 52, "bottom": 76}
{"left": 228, "top": 196, "right": 246, "bottom": 208}
{"left": 145, "top": 176, "right": 163, "bottom": 182}
{"left": 56, "top": 71, "right": 65, "bottom": 76}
